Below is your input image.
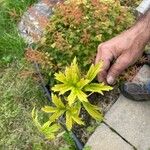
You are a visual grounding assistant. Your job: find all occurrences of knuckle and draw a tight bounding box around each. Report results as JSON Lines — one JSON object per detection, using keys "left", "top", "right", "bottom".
{"left": 98, "top": 44, "right": 105, "bottom": 51}
{"left": 110, "top": 65, "right": 122, "bottom": 77}
{"left": 98, "top": 43, "right": 111, "bottom": 54}
{"left": 121, "top": 58, "right": 131, "bottom": 66}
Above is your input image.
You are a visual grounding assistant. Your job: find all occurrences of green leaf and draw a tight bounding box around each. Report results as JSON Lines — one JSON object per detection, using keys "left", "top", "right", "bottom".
{"left": 77, "top": 78, "right": 90, "bottom": 89}
{"left": 42, "top": 106, "right": 57, "bottom": 113}
{"left": 86, "top": 61, "right": 103, "bottom": 82}
{"left": 72, "top": 57, "right": 81, "bottom": 80}
{"left": 84, "top": 83, "right": 113, "bottom": 95}
{"left": 41, "top": 120, "right": 51, "bottom": 130}
{"left": 68, "top": 89, "right": 77, "bottom": 106}
{"left": 76, "top": 89, "right": 88, "bottom": 102}
{"left": 65, "top": 57, "right": 80, "bottom": 84}
{"left": 52, "top": 94, "right": 65, "bottom": 108}
{"left": 72, "top": 115, "right": 84, "bottom": 125}
{"left": 54, "top": 72, "right": 67, "bottom": 83}
{"left": 32, "top": 108, "right": 60, "bottom": 140}
{"left": 82, "top": 102, "right": 103, "bottom": 120}
{"left": 52, "top": 84, "right": 71, "bottom": 95}
{"left": 32, "top": 107, "right": 41, "bottom": 130}
{"left": 49, "top": 110, "right": 65, "bottom": 123}
{"left": 66, "top": 111, "right": 73, "bottom": 131}
{"left": 71, "top": 102, "right": 81, "bottom": 115}
{"left": 42, "top": 123, "right": 60, "bottom": 133}
{"left": 42, "top": 123, "right": 60, "bottom": 140}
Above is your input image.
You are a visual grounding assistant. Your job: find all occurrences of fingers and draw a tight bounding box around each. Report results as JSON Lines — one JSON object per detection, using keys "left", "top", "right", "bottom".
{"left": 107, "top": 54, "right": 132, "bottom": 85}
{"left": 95, "top": 44, "right": 114, "bottom": 82}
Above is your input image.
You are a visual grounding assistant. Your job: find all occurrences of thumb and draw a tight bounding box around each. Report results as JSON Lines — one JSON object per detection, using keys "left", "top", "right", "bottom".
{"left": 106, "top": 55, "right": 132, "bottom": 85}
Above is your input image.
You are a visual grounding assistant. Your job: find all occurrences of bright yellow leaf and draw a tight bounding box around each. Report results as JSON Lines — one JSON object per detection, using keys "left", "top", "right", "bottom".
{"left": 66, "top": 111, "right": 73, "bottom": 131}
{"left": 84, "top": 83, "right": 113, "bottom": 95}
{"left": 42, "top": 106, "right": 57, "bottom": 113}
{"left": 86, "top": 61, "right": 103, "bottom": 82}
{"left": 52, "top": 94, "right": 65, "bottom": 108}
{"left": 82, "top": 102, "right": 103, "bottom": 121}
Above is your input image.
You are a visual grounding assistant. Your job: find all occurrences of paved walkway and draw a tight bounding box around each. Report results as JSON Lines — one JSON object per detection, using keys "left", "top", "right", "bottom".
{"left": 86, "top": 65, "right": 150, "bottom": 150}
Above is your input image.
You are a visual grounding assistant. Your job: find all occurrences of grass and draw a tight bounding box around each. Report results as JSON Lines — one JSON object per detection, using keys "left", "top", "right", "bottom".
{"left": 0, "top": 60, "right": 60, "bottom": 149}
{"left": 0, "top": 0, "right": 37, "bottom": 65}
{"left": 0, "top": 0, "right": 60, "bottom": 149}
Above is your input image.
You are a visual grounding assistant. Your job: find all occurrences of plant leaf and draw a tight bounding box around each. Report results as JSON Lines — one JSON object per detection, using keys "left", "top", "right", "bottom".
{"left": 82, "top": 102, "right": 103, "bottom": 120}
{"left": 42, "top": 123, "right": 60, "bottom": 140}
{"left": 66, "top": 111, "right": 73, "bottom": 131}
{"left": 54, "top": 72, "right": 67, "bottom": 83}
{"left": 86, "top": 61, "right": 103, "bottom": 82}
{"left": 84, "top": 83, "right": 113, "bottom": 95}
{"left": 72, "top": 57, "right": 81, "bottom": 80}
{"left": 49, "top": 110, "right": 65, "bottom": 123}
{"left": 65, "top": 57, "right": 80, "bottom": 84}
{"left": 76, "top": 89, "right": 88, "bottom": 102}
{"left": 41, "top": 120, "right": 51, "bottom": 130}
{"left": 32, "top": 107, "right": 41, "bottom": 130}
{"left": 32, "top": 108, "right": 60, "bottom": 140}
{"left": 72, "top": 115, "right": 84, "bottom": 125}
{"left": 77, "top": 78, "right": 90, "bottom": 89}
{"left": 42, "top": 106, "right": 57, "bottom": 113}
{"left": 68, "top": 89, "right": 77, "bottom": 106}
{"left": 42, "top": 123, "right": 60, "bottom": 133}
{"left": 71, "top": 102, "right": 81, "bottom": 115}
{"left": 52, "top": 94, "right": 65, "bottom": 108}
{"left": 52, "top": 84, "right": 71, "bottom": 95}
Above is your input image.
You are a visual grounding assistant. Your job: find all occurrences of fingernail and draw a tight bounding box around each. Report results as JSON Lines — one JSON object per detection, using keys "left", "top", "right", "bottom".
{"left": 98, "top": 76, "right": 103, "bottom": 83}
{"left": 107, "top": 76, "right": 114, "bottom": 85}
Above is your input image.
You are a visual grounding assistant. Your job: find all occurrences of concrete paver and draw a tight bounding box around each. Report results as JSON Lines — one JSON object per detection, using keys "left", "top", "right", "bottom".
{"left": 87, "top": 65, "right": 150, "bottom": 150}
{"left": 86, "top": 123, "right": 134, "bottom": 150}
{"left": 105, "top": 65, "right": 150, "bottom": 150}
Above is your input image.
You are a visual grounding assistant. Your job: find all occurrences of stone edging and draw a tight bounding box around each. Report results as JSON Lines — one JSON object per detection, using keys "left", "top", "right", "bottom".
{"left": 18, "top": 0, "right": 63, "bottom": 44}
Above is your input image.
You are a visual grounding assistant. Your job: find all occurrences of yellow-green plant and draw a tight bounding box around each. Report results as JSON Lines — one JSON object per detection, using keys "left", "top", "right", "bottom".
{"left": 42, "top": 94, "right": 84, "bottom": 130}
{"left": 33, "top": 58, "right": 113, "bottom": 135}
{"left": 32, "top": 107, "right": 60, "bottom": 139}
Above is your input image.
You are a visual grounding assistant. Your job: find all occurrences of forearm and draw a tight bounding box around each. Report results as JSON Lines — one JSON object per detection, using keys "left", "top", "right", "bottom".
{"left": 130, "top": 10, "right": 150, "bottom": 48}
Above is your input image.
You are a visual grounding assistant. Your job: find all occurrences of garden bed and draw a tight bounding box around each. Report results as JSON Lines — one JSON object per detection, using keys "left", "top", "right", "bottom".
{"left": 1, "top": 0, "right": 148, "bottom": 149}
{"left": 23, "top": 0, "right": 145, "bottom": 149}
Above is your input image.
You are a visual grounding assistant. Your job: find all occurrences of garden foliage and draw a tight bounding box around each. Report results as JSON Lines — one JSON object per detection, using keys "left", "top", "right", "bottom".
{"left": 38, "top": 0, "right": 134, "bottom": 72}
{"left": 33, "top": 58, "right": 112, "bottom": 139}
{"left": 32, "top": 0, "right": 135, "bottom": 141}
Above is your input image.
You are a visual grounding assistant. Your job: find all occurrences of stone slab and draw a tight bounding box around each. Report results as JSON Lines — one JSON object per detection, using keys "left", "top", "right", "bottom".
{"left": 86, "top": 123, "right": 134, "bottom": 150}
{"left": 19, "top": 0, "right": 64, "bottom": 44}
{"left": 105, "top": 65, "right": 150, "bottom": 150}
{"left": 133, "top": 65, "right": 150, "bottom": 83}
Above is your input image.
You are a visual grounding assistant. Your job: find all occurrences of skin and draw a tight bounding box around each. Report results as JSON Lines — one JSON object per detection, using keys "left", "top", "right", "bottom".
{"left": 95, "top": 10, "right": 150, "bottom": 85}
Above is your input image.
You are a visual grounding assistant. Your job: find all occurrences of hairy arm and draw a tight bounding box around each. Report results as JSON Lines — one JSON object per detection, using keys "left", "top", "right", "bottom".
{"left": 95, "top": 10, "right": 150, "bottom": 85}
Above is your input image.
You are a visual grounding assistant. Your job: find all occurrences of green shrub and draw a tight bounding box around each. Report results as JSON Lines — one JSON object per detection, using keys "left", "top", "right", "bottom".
{"left": 37, "top": 0, "right": 134, "bottom": 74}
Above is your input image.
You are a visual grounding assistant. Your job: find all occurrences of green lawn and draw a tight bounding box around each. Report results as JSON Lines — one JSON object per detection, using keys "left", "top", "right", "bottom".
{"left": 0, "top": 1, "right": 60, "bottom": 149}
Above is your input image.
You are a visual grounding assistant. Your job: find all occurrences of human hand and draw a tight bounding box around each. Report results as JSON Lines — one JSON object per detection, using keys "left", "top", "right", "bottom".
{"left": 95, "top": 28, "right": 146, "bottom": 85}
